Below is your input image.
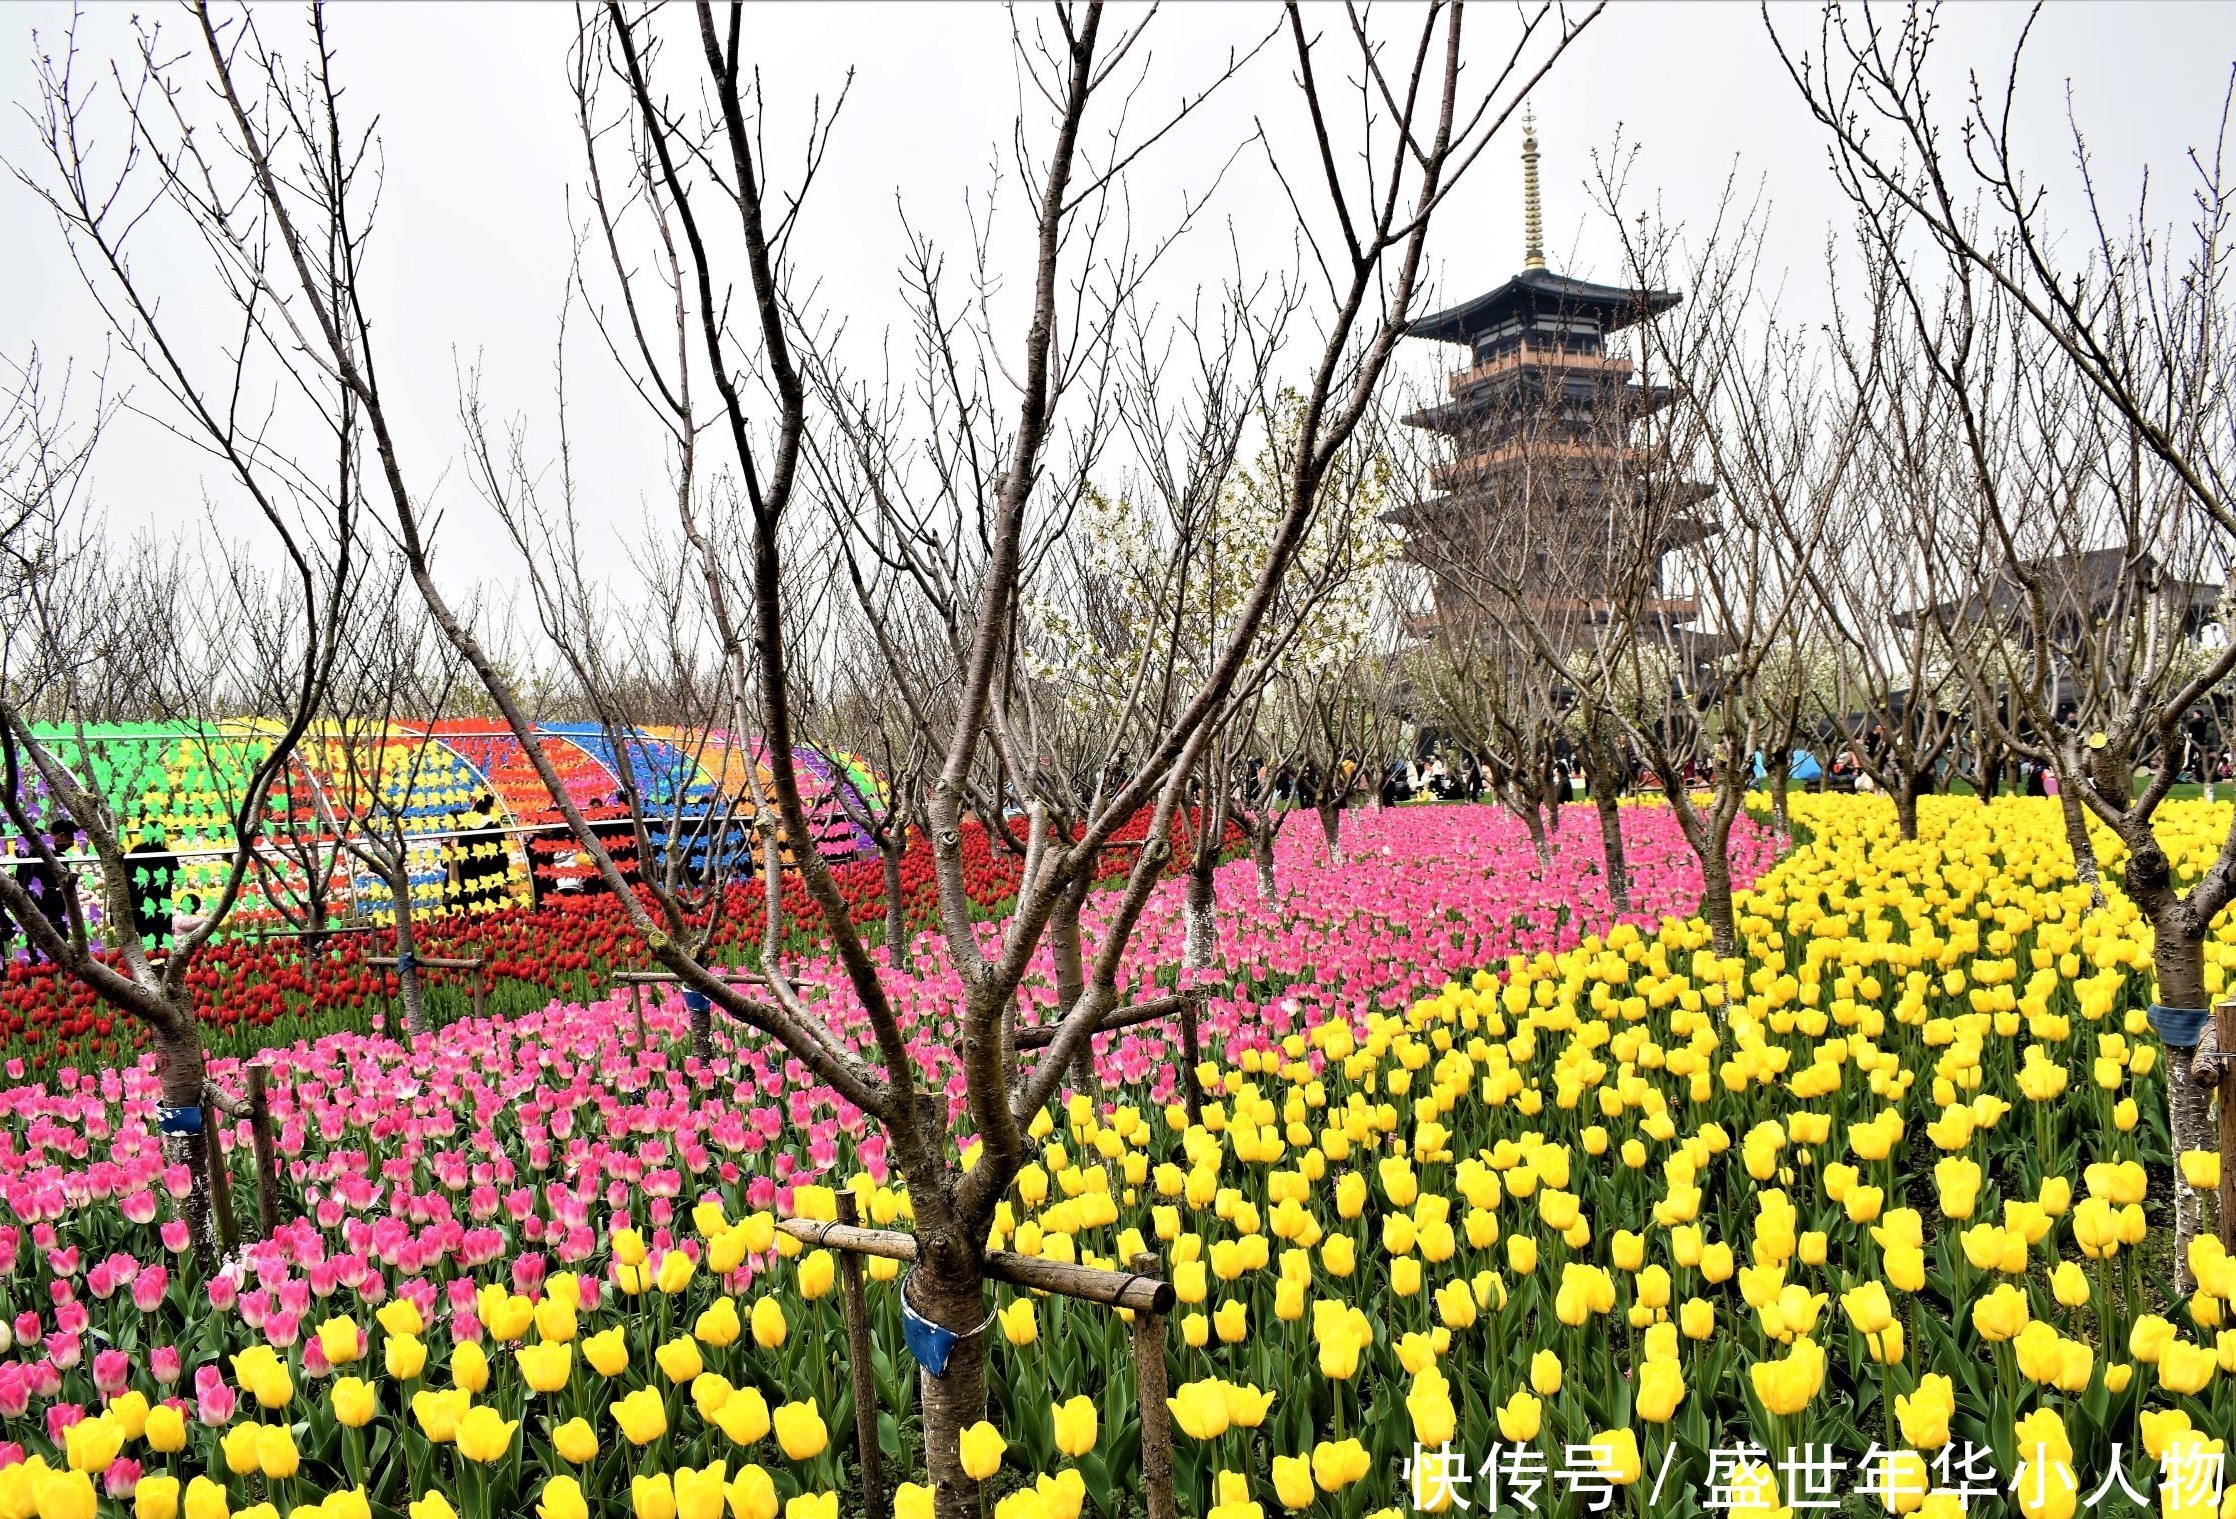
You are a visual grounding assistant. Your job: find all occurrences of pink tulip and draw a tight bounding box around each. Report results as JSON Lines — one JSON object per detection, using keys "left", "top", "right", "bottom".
{"left": 130, "top": 1265, "right": 167, "bottom": 1314}
{"left": 193, "top": 1367, "right": 236, "bottom": 1426}
{"left": 43, "top": 1402, "right": 82, "bottom": 1445}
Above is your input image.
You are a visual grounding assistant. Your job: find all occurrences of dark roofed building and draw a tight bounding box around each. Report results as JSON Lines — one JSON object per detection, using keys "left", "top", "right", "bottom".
{"left": 1895, "top": 547, "right": 2223, "bottom": 641}
{"left": 1395, "top": 115, "right": 1714, "bottom": 640}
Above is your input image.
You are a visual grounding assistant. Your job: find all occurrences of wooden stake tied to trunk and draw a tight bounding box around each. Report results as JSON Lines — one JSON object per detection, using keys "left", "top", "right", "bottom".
{"left": 199, "top": 1085, "right": 237, "bottom": 1253}
{"left": 245, "top": 1065, "right": 283, "bottom": 1240}
{"left": 1128, "top": 1251, "right": 1179, "bottom": 1519}
{"left": 763, "top": 1220, "right": 1177, "bottom": 1515}
{"left": 2218, "top": 1000, "right": 2236, "bottom": 1249}
{"left": 833, "top": 1192, "right": 889, "bottom": 1519}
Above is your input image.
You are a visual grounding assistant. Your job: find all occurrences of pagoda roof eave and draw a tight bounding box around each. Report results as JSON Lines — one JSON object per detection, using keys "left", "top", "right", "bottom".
{"left": 1409, "top": 266, "right": 1682, "bottom": 346}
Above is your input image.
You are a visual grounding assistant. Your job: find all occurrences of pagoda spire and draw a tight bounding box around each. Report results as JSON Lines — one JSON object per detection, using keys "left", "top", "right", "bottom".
{"left": 1521, "top": 107, "right": 1546, "bottom": 271}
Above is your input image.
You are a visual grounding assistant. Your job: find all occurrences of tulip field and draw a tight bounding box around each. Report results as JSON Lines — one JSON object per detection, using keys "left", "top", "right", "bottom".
{"left": 0, "top": 793, "right": 2230, "bottom": 1519}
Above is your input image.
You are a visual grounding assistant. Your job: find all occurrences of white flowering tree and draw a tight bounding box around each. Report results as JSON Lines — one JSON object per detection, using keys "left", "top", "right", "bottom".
{"left": 1020, "top": 387, "right": 1399, "bottom": 928}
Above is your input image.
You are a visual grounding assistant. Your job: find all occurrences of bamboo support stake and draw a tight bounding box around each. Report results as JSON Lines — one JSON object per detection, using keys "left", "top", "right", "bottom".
{"left": 201, "top": 1085, "right": 237, "bottom": 1254}
{"left": 1128, "top": 1252, "right": 1179, "bottom": 1519}
{"left": 834, "top": 1193, "right": 888, "bottom": 1519}
{"left": 246, "top": 1066, "right": 282, "bottom": 1240}
{"left": 2218, "top": 1000, "right": 2236, "bottom": 1249}
{"left": 774, "top": 1218, "right": 1175, "bottom": 1314}
{"left": 1178, "top": 999, "right": 1203, "bottom": 1127}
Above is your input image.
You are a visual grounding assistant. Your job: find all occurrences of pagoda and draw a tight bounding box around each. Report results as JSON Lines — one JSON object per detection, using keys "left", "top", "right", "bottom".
{"left": 1394, "top": 114, "right": 1714, "bottom": 637}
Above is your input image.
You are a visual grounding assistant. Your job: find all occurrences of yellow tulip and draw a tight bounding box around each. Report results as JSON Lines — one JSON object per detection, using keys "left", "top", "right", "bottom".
{"left": 674, "top": 1462, "right": 728, "bottom": 1519}
{"left": 631, "top": 1473, "right": 675, "bottom": 1519}
{"left": 2160, "top": 1339, "right": 2218, "bottom": 1396}
{"left": 183, "top": 1477, "right": 230, "bottom": 1519}
{"left": 772, "top": 1400, "right": 828, "bottom": 1461}
{"left": 1971, "top": 1283, "right": 2030, "bottom": 1342}
{"left": 1222, "top": 1382, "right": 1275, "bottom": 1429}
{"left": 611, "top": 1386, "right": 669, "bottom": 1447}
{"left": 449, "top": 1341, "right": 489, "bottom": 1394}
{"left": 714, "top": 1386, "right": 772, "bottom": 1446}
{"left": 411, "top": 1389, "right": 469, "bottom": 1445}
{"left": 135, "top": 1476, "right": 181, "bottom": 1519}
{"left": 386, "top": 1334, "right": 428, "bottom": 1380}
{"left": 317, "top": 1316, "right": 364, "bottom": 1366}
{"left": 751, "top": 1298, "right": 788, "bottom": 1350}
{"left": 693, "top": 1297, "right": 742, "bottom": 1348}
{"left": 727, "top": 1468, "right": 780, "bottom": 1519}
{"left": 1167, "top": 1380, "right": 1231, "bottom": 1440}
{"left": 537, "top": 1477, "right": 588, "bottom": 1519}
{"left": 329, "top": 1376, "right": 377, "bottom": 1429}
{"left": 144, "top": 1404, "right": 187, "bottom": 1454}
{"left": 1895, "top": 1372, "right": 1954, "bottom": 1450}
{"left": 582, "top": 1327, "right": 630, "bottom": 1378}
{"left": 1591, "top": 1428, "right": 1642, "bottom": 1485}
{"left": 1051, "top": 1395, "right": 1098, "bottom": 1457}
{"left": 552, "top": 1417, "right": 598, "bottom": 1464}
{"left": 1636, "top": 1358, "right": 1685, "bottom": 1422}
{"left": 1750, "top": 1336, "right": 1826, "bottom": 1415}
{"left": 516, "top": 1341, "right": 573, "bottom": 1394}
{"left": 957, "top": 1421, "right": 1007, "bottom": 1482}
{"left": 32, "top": 1470, "right": 95, "bottom": 1519}
{"left": 454, "top": 1405, "right": 519, "bottom": 1464}
{"left": 61, "top": 1416, "right": 121, "bottom": 1475}
{"left": 655, "top": 1335, "right": 704, "bottom": 1385}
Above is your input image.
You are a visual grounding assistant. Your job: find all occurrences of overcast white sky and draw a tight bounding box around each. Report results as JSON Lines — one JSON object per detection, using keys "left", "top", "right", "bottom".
{"left": 2, "top": 2, "right": 2232, "bottom": 604}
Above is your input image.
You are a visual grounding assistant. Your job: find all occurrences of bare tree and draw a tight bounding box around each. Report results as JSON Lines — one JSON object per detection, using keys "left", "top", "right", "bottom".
{"left": 22, "top": 4, "right": 1598, "bottom": 1507}
{"left": 1416, "top": 606, "right": 1569, "bottom": 866}
{"left": 315, "top": 573, "right": 471, "bottom": 1034}
{"left": 0, "top": 348, "right": 351, "bottom": 1267}
{"left": 1411, "top": 172, "right": 1852, "bottom": 952}
{"left": 1778, "top": 2, "right": 2236, "bottom": 1283}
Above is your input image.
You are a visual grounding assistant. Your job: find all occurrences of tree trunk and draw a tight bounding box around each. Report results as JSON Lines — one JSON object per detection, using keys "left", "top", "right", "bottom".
{"left": 1974, "top": 741, "right": 2004, "bottom": 803}
{"left": 2131, "top": 838, "right": 2210, "bottom": 1292}
{"left": 1593, "top": 791, "right": 1630, "bottom": 913}
{"left": 1250, "top": 826, "right": 1277, "bottom": 905}
{"left": 1315, "top": 801, "right": 1343, "bottom": 865}
{"left": 2058, "top": 782, "right": 2105, "bottom": 909}
{"left": 1894, "top": 776, "right": 1920, "bottom": 841}
{"left": 1182, "top": 867, "right": 1217, "bottom": 971}
{"left": 1049, "top": 872, "right": 1094, "bottom": 1093}
{"left": 1768, "top": 761, "right": 1792, "bottom": 838}
{"left": 907, "top": 1234, "right": 988, "bottom": 1519}
{"left": 389, "top": 858, "right": 427, "bottom": 1036}
{"left": 1517, "top": 794, "right": 1551, "bottom": 871}
{"left": 1698, "top": 833, "right": 1737, "bottom": 958}
{"left": 760, "top": 821, "right": 785, "bottom": 969}
{"left": 881, "top": 828, "right": 910, "bottom": 970}
{"left": 688, "top": 993, "right": 713, "bottom": 1068}
{"left": 157, "top": 1025, "right": 221, "bottom": 1269}
{"left": 1581, "top": 724, "right": 1631, "bottom": 912}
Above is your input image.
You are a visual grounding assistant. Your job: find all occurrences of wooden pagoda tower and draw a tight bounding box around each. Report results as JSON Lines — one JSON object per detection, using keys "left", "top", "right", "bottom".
{"left": 1394, "top": 113, "right": 1714, "bottom": 638}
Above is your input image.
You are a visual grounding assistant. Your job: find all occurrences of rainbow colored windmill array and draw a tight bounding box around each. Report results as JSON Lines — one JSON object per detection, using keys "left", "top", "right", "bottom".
{"left": 2, "top": 722, "right": 886, "bottom": 948}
